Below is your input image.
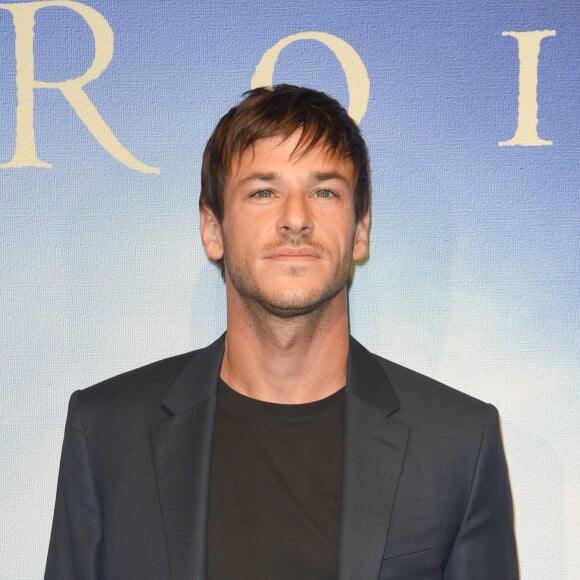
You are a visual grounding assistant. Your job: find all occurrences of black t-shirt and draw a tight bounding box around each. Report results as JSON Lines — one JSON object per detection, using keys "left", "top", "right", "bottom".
{"left": 206, "top": 379, "right": 345, "bottom": 580}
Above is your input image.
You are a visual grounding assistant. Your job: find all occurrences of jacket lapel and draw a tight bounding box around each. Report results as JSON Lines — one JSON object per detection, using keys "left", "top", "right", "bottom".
{"left": 149, "top": 335, "right": 225, "bottom": 580}
{"left": 337, "top": 338, "right": 409, "bottom": 580}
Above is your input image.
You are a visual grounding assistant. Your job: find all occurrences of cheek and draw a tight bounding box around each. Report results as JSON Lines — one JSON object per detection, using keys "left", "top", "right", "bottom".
{"left": 223, "top": 227, "right": 257, "bottom": 258}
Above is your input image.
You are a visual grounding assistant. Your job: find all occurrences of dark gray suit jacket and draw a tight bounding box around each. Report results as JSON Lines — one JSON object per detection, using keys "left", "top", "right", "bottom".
{"left": 45, "top": 334, "right": 519, "bottom": 579}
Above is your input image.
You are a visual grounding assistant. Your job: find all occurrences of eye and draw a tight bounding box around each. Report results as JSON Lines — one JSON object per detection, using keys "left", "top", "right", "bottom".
{"left": 313, "top": 188, "right": 336, "bottom": 198}
{"left": 251, "top": 189, "right": 274, "bottom": 198}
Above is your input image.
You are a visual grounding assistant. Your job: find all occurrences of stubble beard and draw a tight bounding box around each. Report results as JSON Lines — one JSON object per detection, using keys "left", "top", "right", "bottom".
{"left": 224, "top": 249, "right": 353, "bottom": 321}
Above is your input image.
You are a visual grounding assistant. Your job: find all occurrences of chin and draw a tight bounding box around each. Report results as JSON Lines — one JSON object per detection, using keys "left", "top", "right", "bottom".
{"left": 257, "top": 297, "right": 328, "bottom": 318}
{"left": 226, "top": 262, "right": 350, "bottom": 319}
{"left": 256, "top": 286, "right": 343, "bottom": 319}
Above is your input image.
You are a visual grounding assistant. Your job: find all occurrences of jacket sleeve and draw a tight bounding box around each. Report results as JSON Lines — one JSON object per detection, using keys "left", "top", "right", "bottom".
{"left": 444, "top": 405, "right": 520, "bottom": 579}
{"left": 45, "top": 391, "right": 103, "bottom": 580}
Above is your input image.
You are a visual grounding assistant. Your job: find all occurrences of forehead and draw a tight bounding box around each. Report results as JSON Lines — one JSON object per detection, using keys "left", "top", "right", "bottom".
{"left": 227, "top": 132, "right": 355, "bottom": 181}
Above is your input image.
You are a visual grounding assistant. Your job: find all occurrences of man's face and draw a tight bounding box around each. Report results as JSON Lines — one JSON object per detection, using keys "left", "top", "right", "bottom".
{"left": 201, "top": 131, "right": 370, "bottom": 318}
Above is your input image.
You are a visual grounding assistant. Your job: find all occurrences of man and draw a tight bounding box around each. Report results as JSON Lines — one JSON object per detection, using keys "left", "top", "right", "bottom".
{"left": 45, "top": 85, "right": 519, "bottom": 579}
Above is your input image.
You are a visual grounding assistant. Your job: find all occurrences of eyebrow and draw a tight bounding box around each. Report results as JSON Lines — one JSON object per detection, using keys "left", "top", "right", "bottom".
{"left": 311, "top": 171, "right": 351, "bottom": 184}
{"left": 238, "top": 172, "right": 280, "bottom": 185}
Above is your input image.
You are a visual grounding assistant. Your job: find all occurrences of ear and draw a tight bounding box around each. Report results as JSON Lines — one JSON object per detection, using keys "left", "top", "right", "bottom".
{"left": 352, "top": 210, "right": 370, "bottom": 262}
{"left": 199, "top": 204, "right": 224, "bottom": 261}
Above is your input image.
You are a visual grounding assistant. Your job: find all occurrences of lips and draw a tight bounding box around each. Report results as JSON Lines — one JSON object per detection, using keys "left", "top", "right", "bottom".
{"left": 265, "top": 246, "right": 320, "bottom": 259}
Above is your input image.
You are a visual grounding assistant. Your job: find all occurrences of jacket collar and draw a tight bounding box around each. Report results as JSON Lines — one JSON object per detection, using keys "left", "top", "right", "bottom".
{"left": 161, "top": 333, "right": 225, "bottom": 414}
{"left": 161, "top": 333, "right": 400, "bottom": 416}
{"left": 347, "top": 335, "right": 400, "bottom": 414}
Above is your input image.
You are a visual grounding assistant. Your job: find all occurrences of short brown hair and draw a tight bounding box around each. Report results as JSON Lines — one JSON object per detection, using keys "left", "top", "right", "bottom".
{"left": 199, "top": 84, "right": 371, "bottom": 224}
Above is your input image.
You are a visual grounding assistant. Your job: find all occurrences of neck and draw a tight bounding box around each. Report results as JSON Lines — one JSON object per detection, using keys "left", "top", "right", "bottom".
{"left": 221, "top": 290, "right": 350, "bottom": 404}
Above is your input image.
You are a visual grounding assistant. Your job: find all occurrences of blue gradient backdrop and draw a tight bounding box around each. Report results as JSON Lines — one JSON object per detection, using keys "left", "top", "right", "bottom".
{"left": 1, "top": 1, "right": 578, "bottom": 578}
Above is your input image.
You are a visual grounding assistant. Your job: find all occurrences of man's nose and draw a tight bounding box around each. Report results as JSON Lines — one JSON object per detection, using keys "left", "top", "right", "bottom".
{"left": 276, "top": 191, "right": 313, "bottom": 237}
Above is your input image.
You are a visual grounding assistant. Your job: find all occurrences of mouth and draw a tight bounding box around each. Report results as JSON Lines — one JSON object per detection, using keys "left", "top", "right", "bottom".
{"left": 265, "top": 246, "right": 320, "bottom": 260}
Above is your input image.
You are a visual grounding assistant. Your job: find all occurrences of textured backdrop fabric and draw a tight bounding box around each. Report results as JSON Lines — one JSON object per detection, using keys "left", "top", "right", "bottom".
{"left": 0, "top": 1, "right": 578, "bottom": 579}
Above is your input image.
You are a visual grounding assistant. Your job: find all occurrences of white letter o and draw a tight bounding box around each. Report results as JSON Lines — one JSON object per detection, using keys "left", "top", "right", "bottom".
{"left": 251, "top": 31, "right": 370, "bottom": 124}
